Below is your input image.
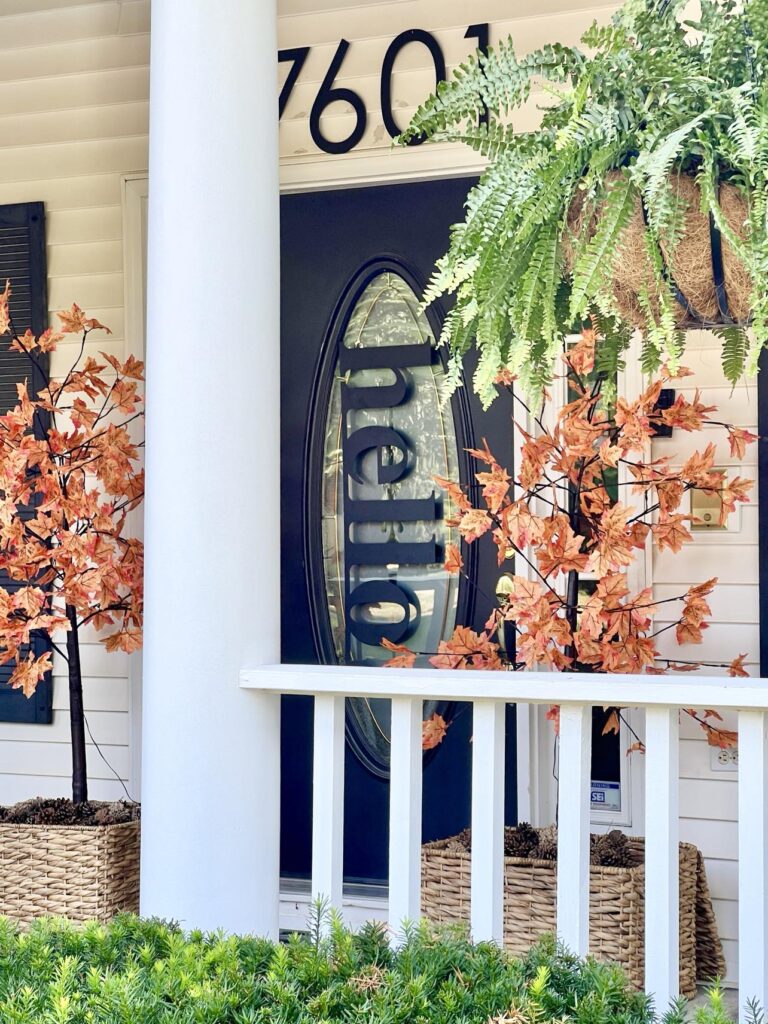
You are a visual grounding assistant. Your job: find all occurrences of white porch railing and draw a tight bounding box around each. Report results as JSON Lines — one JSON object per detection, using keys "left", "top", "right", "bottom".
{"left": 240, "top": 665, "right": 768, "bottom": 1019}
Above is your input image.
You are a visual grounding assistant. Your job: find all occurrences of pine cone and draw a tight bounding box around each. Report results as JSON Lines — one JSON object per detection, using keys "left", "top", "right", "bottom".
{"left": 1, "top": 798, "right": 139, "bottom": 827}
{"left": 454, "top": 828, "right": 472, "bottom": 852}
{"left": 5, "top": 798, "right": 44, "bottom": 823}
{"left": 72, "top": 801, "right": 99, "bottom": 825}
{"left": 592, "top": 829, "right": 631, "bottom": 868}
{"left": 531, "top": 824, "right": 556, "bottom": 861}
{"left": 504, "top": 822, "right": 539, "bottom": 858}
{"left": 93, "top": 801, "right": 137, "bottom": 826}
{"left": 5, "top": 797, "right": 73, "bottom": 825}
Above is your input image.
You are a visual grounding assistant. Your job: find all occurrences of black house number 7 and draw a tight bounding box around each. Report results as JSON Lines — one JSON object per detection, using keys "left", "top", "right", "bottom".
{"left": 278, "top": 24, "right": 491, "bottom": 155}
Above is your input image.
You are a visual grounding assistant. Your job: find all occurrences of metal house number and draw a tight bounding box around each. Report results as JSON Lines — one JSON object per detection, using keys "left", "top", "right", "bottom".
{"left": 278, "top": 24, "right": 491, "bottom": 155}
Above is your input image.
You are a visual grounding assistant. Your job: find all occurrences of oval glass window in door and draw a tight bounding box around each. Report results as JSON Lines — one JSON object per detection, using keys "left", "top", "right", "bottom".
{"left": 319, "top": 267, "right": 461, "bottom": 777}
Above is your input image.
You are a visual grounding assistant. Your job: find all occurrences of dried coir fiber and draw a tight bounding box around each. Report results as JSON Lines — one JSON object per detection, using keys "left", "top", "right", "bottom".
{"left": 719, "top": 182, "right": 752, "bottom": 323}
{"left": 564, "top": 171, "right": 751, "bottom": 329}
{"left": 658, "top": 173, "right": 719, "bottom": 323}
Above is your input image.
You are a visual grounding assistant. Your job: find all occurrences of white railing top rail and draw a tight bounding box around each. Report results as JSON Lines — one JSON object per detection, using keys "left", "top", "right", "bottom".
{"left": 241, "top": 663, "right": 768, "bottom": 710}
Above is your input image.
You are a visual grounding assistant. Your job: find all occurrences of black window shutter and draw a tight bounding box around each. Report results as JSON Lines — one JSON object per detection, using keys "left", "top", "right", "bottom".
{"left": 0, "top": 202, "right": 52, "bottom": 724}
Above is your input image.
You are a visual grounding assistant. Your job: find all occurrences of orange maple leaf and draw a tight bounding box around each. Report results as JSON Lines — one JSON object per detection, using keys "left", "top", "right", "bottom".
{"left": 494, "top": 368, "right": 517, "bottom": 386}
{"left": 537, "top": 514, "right": 588, "bottom": 577}
{"left": 422, "top": 713, "right": 449, "bottom": 750}
{"left": 381, "top": 638, "right": 417, "bottom": 669}
{"left": 444, "top": 544, "right": 463, "bottom": 575}
{"left": 719, "top": 475, "right": 753, "bottom": 525}
{"left": 705, "top": 725, "right": 738, "bottom": 749}
{"left": 545, "top": 705, "right": 560, "bottom": 735}
{"left": 8, "top": 651, "right": 52, "bottom": 698}
{"left": 458, "top": 508, "right": 492, "bottom": 543}
{"left": 430, "top": 626, "right": 502, "bottom": 670}
{"left": 0, "top": 279, "right": 10, "bottom": 334}
{"left": 501, "top": 501, "right": 541, "bottom": 549}
{"left": 727, "top": 427, "right": 759, "bottom": 460}
{"left": 465, "top": 438, "right": 495, "bottom": 466}
{"left": 57, "top": 303, "right": 112, "bottom": 335}
{"left": 596, "top": 573, "right": 630, "bottom": 604}
{"left": 652, "top": 514, "right": 692, "bottom": 553}
{"left": 676, "top": 619, "right": 708, "bottom": 645}
{"left": 476, "top": 463, "right": 510, "bottom": 513}
{"left": 104, "top": 628, "right": 142, "bottom": 654}
{"left": 602, "top": 709, "right": 620, "bottom": 736}
{"left": 661, "top": 390, "right": 716, "bottom": 431}
{"left": 728, "top": 653, "right": 749, "bottom": 678}
{"left": 566, "top": 329, "right": 596, "bottom": 375}
{"left": 519, "top": 431, "right": 556, "bottom": 490}
{"left": 579, "top": 594, "right": 604, "bottom": 639}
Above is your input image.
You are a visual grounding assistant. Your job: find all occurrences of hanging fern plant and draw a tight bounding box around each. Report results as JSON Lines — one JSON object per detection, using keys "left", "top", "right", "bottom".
{"left": 400, "top": 0, "right": 768, "bottom": 402}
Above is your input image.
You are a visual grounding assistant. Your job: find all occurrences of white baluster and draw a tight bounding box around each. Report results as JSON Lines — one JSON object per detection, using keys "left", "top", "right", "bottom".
{"left": 556, "top": 703, "right": 592, "bottom": 955}
{"left": 389, "top": 696, "right": 423, "bottom": 938}
{"left": 644, "top": 707, "right": 680, "bottom": 1008}
{"left": 738, "top": 710, "right": 768, "bottom": 1019}
{"left": 471, "top": 701, "right": 506, "bottom": 943}
{"left": 311, "top": 694, "right": 346, "bottom": 919}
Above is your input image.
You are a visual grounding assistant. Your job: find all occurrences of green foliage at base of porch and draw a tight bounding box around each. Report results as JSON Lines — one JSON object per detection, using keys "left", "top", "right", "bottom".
{"left": 0, "top": 912, "right": 745, "bottom": 1024}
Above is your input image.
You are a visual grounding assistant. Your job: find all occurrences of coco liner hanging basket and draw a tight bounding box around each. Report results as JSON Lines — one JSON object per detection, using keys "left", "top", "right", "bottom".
{"left": 397, "top": 0, "right": 768, "bottom": 399}
{"left": 421, "top": 828, "right": 725, "bottom": 997}
{"left": 566, "top": 170, "right": 752, "bottom": 332}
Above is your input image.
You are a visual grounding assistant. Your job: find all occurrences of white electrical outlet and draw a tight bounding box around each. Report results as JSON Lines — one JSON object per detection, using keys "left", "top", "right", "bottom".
{"left": 710, "top": 746, "right": 738, "bottom": 771}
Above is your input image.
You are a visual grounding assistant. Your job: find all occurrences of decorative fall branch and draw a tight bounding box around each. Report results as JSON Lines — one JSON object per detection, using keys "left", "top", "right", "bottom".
{"left": 0, "top": 282, "right": 144, "bottom": 802}
{"left": 385, "top": 329, "right": 755, "bottom": 751}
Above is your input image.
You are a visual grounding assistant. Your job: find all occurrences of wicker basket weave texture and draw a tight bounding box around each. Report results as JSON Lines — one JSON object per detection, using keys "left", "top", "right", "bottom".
{"left": 0, "top": 819, "right": 140, "bottom": 924}
{"left": 421, "top": 833, "right": 724, "bottom": 999}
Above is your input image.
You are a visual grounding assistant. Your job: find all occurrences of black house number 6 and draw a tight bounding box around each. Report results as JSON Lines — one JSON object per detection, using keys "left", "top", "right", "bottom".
{"left": 278, "top": 25, "right": 491, "bottom": 155}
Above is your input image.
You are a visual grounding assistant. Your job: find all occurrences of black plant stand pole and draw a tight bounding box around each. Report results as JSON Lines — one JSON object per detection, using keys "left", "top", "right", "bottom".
{"left": 65, "top": 604, "right": 88, "bottom": 804}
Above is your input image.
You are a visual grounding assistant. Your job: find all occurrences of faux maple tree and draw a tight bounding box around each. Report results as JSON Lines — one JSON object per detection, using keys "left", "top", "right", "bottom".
{"left": 0, "top": 283, "right": 143, "bottom": 802}
{"left": 385, "top": 329, "right": 754, "bottom": 752}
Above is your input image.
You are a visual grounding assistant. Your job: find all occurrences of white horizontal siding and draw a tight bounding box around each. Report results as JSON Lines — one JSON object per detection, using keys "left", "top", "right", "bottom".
{"left": 651, "top": 334, "right": 759, "bottom": 985}
{"left": 0, "top": 0, "right": 148, "bottom": 807}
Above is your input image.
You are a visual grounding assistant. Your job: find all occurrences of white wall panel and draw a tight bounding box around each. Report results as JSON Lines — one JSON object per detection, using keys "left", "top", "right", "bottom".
{"left": 0, "top": 0, "right": 148, "bottom": 806}
{"left": 651, "top": 331, "right": 758, "bottom": 984}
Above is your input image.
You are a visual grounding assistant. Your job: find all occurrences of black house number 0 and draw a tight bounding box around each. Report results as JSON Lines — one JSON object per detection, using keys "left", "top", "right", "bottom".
{"left": 278, "top": 25, "right": 491, "bottom": 155}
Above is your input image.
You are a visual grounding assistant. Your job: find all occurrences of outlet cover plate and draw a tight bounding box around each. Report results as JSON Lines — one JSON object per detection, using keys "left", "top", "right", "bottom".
{"left": 710, "top": 746, "right": 739, "bottom": 771}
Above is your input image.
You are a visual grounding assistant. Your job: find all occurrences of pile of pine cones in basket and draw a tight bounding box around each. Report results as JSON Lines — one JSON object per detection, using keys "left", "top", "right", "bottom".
{"left": 448, "top": 822, "right": 633, "bottom": 868}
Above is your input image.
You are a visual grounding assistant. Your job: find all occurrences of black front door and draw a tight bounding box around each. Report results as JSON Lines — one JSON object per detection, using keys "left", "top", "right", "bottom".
{"left": 280, "top": 177, "right": 516, "bottom": 887}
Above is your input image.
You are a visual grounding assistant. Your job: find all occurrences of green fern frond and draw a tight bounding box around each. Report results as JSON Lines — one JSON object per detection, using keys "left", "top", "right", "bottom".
{"left": 397, "top": 0, "right": 768, "bottom": 401}
{"left": 569, "top": 172, "right": 637, "bottom": 320}
{"left": 714, "top": 326, "right": 749, "bottom": 383}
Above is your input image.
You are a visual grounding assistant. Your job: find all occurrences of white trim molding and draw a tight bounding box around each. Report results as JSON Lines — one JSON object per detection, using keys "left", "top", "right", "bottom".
{"left": 121, "top": 173, "right": 148, "bottom": 801}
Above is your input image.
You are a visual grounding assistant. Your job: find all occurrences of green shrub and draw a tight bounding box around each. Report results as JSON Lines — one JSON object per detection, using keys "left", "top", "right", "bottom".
{"left": 0, "top": 912, "right": 743, "bottom": 1023}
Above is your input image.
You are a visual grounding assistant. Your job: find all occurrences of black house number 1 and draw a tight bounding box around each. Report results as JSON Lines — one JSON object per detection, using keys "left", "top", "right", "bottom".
{"left": 278, "top": 25, "right": 491, "bottom": 155}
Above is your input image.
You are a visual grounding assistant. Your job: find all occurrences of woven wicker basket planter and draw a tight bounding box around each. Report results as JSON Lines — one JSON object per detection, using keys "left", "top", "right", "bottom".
{"left": 422, "top": 833, "right": 724, "bottom": 998}
{"left": 0, "top": 819, "right": 140, "bottom": 925}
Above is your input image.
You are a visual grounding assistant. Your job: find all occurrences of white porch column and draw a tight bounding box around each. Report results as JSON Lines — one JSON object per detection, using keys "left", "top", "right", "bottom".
{"left": 140, "top": 0, "right": 281, "bottom": 934}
